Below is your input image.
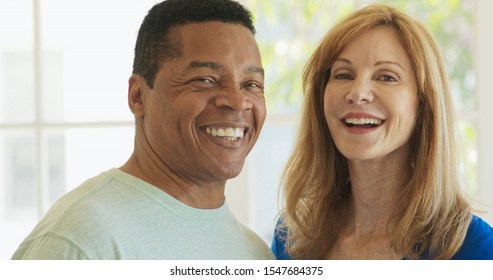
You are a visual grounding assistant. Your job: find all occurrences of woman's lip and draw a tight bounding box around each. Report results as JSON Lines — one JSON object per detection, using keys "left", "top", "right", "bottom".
{"left": 340, "top": 120, "right": 381, "bottom": 134}
{"left": 338, "top": 112, "right": 386, "bottom": 135}
{"left": 340, "top": 112, "right": 386, "bottom": 120}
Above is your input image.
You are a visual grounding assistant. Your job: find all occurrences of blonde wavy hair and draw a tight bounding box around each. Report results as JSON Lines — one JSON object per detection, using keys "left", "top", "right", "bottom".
{"left": 280, "top": 4, "right": 471, "bottom": 259}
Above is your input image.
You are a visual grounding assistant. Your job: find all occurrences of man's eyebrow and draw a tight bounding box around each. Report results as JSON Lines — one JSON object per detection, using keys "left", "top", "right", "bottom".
{"left": 246, "top": 66, "right": 264, "bottom": 77}
{"left": 185, "top": 61, "right": 264, "bottom": 77}
{"left": 186, "top": 61, "right": 224, "bottom": 71}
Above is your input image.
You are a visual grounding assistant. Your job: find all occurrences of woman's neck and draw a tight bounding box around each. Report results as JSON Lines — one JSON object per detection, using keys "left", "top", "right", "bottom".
{"left": 346, "top": 155, "right": 411, "bottom": 236}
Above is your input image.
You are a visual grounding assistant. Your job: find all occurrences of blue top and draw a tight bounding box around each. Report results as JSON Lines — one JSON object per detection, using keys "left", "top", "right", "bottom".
{"left": 271, "top": 214, "right": 493, "bottom": 260}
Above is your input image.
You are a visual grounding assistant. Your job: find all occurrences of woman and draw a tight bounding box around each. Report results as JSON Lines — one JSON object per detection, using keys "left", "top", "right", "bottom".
{"left": 272, "top": 4, "right": 493, "bottom": 259}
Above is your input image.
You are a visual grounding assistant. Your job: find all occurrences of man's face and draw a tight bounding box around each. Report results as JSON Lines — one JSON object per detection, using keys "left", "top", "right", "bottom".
{"left": 135, "top": 22, "right": 266, "bottom": 184}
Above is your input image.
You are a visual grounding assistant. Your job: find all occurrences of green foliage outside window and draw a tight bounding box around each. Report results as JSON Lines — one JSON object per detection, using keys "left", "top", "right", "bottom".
{"left": 245, "top": 0, "right": 478, "bottom": 195}
{"left": 247, "top": 0, "right": 474, "bottom": 112}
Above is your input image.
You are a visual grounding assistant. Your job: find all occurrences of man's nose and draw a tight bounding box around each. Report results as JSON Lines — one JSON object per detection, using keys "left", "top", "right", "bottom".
{"left": 214, "top": 87, "right": 253, "bottom": 111}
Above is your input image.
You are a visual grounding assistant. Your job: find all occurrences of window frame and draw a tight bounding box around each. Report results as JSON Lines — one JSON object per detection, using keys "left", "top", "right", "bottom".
{"left": 0, "top": 0, "right": 491, "bottom": 259}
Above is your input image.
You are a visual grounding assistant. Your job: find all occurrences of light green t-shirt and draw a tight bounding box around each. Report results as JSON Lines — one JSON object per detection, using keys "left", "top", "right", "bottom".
{"left": 11, "top": 168, "right": 274, "bottom": 260}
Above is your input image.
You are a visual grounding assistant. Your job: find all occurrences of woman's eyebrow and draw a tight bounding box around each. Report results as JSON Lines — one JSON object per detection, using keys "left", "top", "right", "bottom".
{"left": 375, "top": 60, "right": 405, "bottom": 70}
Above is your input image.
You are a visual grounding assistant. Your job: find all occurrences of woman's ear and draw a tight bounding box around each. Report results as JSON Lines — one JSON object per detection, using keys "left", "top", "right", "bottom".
{"left": 128, "top": 74, "right": 146, "bottom": 117}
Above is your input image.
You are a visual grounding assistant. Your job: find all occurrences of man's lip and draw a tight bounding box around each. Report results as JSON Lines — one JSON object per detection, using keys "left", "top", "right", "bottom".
{"left": 199, "top": 124, "right": 251, "bottom": 135}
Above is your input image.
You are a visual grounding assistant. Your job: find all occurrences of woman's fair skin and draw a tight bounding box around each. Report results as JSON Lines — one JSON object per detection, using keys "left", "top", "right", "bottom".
{"left": 323, "top": 26, "right": 418, "bottom": 259}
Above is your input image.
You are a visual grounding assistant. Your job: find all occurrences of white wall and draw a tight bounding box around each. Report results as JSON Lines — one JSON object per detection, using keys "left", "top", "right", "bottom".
{"left": 475, "top": 0, "right": 493, "bottom": 224}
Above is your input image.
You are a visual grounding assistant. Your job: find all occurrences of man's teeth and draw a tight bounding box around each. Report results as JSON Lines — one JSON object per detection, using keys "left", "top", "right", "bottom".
{"left": 206, "top": 127, "right": 244, "bottom": 141}
{"left": 345, "top": 118, "right": 383, "bottom": 125}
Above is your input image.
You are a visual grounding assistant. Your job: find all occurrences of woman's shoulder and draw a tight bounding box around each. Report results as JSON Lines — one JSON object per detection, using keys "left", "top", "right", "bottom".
{"left": 271, "top": 218, "right": 292, "bottom": 260}
{"left": 452, "top": 214, "right": 493, "bottom": 259}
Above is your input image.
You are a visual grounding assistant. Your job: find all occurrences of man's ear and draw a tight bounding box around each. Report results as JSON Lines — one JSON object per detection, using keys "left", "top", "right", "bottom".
{"left": 128, "top": 74, "right": 146, "bottom": 117}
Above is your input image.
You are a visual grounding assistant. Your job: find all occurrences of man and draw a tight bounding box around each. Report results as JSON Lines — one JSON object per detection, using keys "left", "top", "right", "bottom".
{"left": 12, "top": 0, "right": 273, "bottom": 260}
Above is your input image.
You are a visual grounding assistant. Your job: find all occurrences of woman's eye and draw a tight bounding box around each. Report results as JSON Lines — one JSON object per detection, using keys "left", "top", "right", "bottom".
{"left": 380, "top": 75, "right": 397, "bottom": 82}
{"left": 334, "top": 73, "right": 352, "bottom": 80}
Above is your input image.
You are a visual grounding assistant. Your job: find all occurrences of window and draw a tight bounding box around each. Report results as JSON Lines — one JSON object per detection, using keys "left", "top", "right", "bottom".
{"left": 236, "top": 0, "right": 492, "bottom": 245}
{"left": 1, "top": 0, "right": 491, "bottom": 259}
{"left": 0, "top": 0, "right": 155, "bottom": 259}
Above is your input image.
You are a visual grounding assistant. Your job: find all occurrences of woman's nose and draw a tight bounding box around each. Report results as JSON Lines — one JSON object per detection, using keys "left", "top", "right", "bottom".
{"left": 345, "top": 78, "right": 374, "bottom": 104}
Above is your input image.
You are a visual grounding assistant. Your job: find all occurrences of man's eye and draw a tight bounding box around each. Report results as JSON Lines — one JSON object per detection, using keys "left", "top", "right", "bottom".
{"left": 195, "top": 77, "right": 215, "bottom": 83}
{"left": 244, "top": 82, "right": 264, "bottom": 93}
{"left": 190, "top": 77, "right": 217, "bottom": 88}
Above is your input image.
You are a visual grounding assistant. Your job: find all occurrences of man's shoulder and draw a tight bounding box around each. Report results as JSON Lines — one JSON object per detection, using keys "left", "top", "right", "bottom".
{"left": 11, "top": 169, "right": 147, "bottom": 259}
{"left": 44, "top": 169, "right": 131, "bottom": 221}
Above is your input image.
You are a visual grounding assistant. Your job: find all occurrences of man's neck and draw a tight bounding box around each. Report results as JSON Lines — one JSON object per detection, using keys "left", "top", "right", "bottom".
{"left": 120, "top": 154, "right": 226, "bottom": 209}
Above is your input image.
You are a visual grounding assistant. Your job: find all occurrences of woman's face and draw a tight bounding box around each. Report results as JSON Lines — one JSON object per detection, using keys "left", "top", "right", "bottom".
{"left": 324, "top": 26, "right": 418, "bottom": 164}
